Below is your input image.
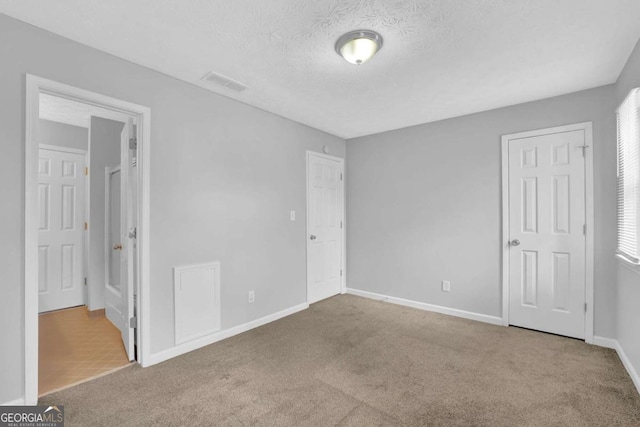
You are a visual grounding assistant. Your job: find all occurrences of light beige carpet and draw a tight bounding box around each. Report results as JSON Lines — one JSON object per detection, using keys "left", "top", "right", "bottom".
{"left": 40, "top": 294, "right": 640, "bottom": 426}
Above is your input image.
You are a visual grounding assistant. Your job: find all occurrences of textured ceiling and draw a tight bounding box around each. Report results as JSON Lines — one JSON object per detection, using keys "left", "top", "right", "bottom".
{"left": 3, "top": 0, "right": 640, "bottom": 138}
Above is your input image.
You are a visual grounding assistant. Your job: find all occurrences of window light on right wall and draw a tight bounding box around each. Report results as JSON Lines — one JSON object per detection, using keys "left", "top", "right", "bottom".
{"left": 616, "top": 87, "right": 640, "bottom": 264}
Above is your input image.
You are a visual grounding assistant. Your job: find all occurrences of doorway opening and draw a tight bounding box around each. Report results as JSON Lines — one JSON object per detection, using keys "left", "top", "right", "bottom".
{"left": 25, "top": 75, "right": 151, "bottom": 404}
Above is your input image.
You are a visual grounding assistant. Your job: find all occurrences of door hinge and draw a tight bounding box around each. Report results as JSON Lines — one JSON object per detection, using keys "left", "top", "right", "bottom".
{"left": 583, "top": 224, "right": 587, "bottom": 235}
{"left": 129, "top": 137, "right": 137, "bottom": 150}
{"left": 84, "top": 166, "right": 88, "bottom": 176}
{"left": 340, "top": 173, "right": 343, "bottom": 181}
{"left": 84, "top": 277, "right": 87, "bottom": 286}
{"left": 340, "top": 269, "right": 343, "bottom": 277}
{"left": 585, "top": 303, "right": 587, "bottom": 313}
{"left": 128, "top": 227, "right": 137, "bottom": 239}
{"left": 84, "top": 222, "right": 88, "bottom": 230}
{"left": 340, "top": 221, "right": 343, "bottom": 229}
{"left": 129, "top": 316, "right": 137, "bottom": 328}
{"left": 578, "top": 145, "right": 590, "bottom": 157}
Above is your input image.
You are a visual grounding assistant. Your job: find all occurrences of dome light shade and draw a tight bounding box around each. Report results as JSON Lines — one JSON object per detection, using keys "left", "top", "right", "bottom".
{"left": 335, "top": 30, "right": 383, "bottom": 65}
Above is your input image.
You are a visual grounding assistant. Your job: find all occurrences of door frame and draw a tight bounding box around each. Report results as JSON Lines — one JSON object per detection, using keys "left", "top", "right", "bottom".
{"left": 38, "top": 144, "right": 89, "bottom": 310}
{"left": 500, "top": 121, "right": 594, "bottom": 343}
{"left": 25, "top": 74, "right": 151, "bottom": 404}
{"left": 305, "top": 151, "right": 346, "bottom": 302}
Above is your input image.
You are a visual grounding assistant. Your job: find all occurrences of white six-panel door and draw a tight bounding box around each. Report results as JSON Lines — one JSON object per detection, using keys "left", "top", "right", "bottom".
{"left": 38, "top": 147, "right": 86, "bottom": 313}
{"left": 307, "top": 153, "right": 344, "bottom": 304}
{"left": 507, "top": 129, "right": 587, "bottom": 339}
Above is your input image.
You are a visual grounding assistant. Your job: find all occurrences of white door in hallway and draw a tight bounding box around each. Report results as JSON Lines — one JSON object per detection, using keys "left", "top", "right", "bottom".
{"left": 105, "top": 165, "right": 122, "bottom": 318}
{"left": 38, "top": 147, "right": 86, "bottom": 313}
{"left": 506, "top": 127, "right": 587, "bottom": 339}
{"left": 307, "top": 153, "right": 344, "bottom": 304}
{"left": 105, "top": 119, "right": 136, "bottom": 361}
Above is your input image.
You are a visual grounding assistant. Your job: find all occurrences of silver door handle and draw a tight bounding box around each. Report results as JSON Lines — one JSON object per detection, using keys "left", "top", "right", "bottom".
{"left": 310, "top": 235, "right": 316, "bottom": 240}
{"left": 510, "top": 239, "right": 520, "bottom": 246}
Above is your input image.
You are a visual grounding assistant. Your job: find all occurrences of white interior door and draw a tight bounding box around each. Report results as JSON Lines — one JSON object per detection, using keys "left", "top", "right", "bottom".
{"left": 105, "top": 166, "right": 122, "bottom": 323}
{"left": 109, "top": 169, "right": 122, "bottom": 291}
{"left": 105, "top": 119, "right": 136, "bottom": 361}
{"left": 38, "top": 147, "right": 86, "bottom": 313}
{"left": 307, "top": 153, "right": 344, "bottom": 304}
{"left": 507, "top": 129, "right": 586, "bottom": 339}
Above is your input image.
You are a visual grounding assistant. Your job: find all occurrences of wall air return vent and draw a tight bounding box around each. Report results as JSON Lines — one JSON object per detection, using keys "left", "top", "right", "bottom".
{"left": 201, "top": 71, "right": 248, "bottom": 92}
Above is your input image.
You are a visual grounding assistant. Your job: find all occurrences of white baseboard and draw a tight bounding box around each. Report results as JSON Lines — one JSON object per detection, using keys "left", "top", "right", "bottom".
{"left": 616, "top": 341, "right": 640, "bottom": 395}
{"left": 145, "top": 302, "right": 309, "bottom": 367}
{"left": 1, "top": 397, "right": 26, "bottom": 406}
{"left": 346, "top": 288, "right": 503, "bottom": 326}
{"left": 593, "top": 336, "right": 617, "bottom": 349}
{"left": 592, "top": 336, "right": 640, "bottom": 396}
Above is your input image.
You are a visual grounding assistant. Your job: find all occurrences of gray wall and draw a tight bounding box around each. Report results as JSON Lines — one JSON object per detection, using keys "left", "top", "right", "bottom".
{"left": 38, "top": 119, "right": 88, "bottom": 150}
{"left": 346, "top": 85, "right": 617, "bottom": 337}
{"left": 614, "top": 37, "right": 640, "bottom": 386}
{"left": 88, "top": 117, "right": 123, "bottom": 310}
{"left": 0, "top": 14, "right": 344, "bottom": 404}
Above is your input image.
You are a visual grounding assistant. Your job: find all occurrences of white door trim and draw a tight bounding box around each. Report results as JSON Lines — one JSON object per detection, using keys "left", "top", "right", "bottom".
{"left": 25, "top": 74, "right": 151, "bottom": 404}
{"left": 501, "top": 121, "right": 594, "bottom": 343}
{"left": 305, "top": 151, "right": 346, "bottom": 302}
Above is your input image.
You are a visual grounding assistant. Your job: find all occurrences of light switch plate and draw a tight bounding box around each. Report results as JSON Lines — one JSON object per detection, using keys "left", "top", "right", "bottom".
{"left": 442, "top": 280, "right": 451, "bottom": 292}
{"left": 290, "top": 210, "right": 296, "bottom": 221}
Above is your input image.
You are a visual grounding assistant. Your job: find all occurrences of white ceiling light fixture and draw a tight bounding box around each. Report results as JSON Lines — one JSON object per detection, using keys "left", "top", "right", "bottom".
{"left": 335, "top": 30, "right": 383, "bottom": 65}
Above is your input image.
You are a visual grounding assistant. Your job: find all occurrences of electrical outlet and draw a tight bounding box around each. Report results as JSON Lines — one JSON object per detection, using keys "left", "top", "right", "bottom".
{"left": 248, "top": 291, "right": 255, "bottom": 303}
{"left": 442, "top": 280, "right": 451, "bottom": 292}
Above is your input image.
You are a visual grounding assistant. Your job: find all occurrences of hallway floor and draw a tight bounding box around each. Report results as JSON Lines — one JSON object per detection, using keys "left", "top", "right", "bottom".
{"left": 39, "top": 306, "right": 131, "bottom": 396}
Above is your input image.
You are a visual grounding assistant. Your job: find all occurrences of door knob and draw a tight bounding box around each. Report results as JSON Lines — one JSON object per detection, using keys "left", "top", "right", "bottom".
{"left": 510, "top": 239, "right": 520, "bottom": 246}
{"left": 310, "top": 235, "right": 317, "bottom": 240}
{"left": 113, "top": 243, "right": 123, "bottom": 250}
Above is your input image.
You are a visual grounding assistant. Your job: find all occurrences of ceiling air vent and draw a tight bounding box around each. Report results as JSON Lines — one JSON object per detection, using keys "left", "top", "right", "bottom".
{"left": 201, "top": 71, "right": 248, "bottom": 92}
